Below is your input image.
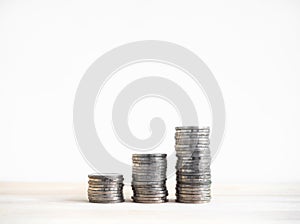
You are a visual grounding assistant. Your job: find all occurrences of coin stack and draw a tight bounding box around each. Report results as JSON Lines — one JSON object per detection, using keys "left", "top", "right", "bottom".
{"left": 175, "top": 126, "right": 211, "bottom": 203}
{"left": 131, "top": 154, "right": 168, "bottom": 203}
{"left": 88, "top": 173, "right": 124, "bottom": 203}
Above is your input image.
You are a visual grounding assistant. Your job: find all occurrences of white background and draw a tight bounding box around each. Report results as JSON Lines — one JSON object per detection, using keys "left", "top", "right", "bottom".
{"left": 0, "top": 0, "right": 299, "bottom": 183}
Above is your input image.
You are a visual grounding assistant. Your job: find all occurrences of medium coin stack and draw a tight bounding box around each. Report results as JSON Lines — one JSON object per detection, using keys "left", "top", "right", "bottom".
{"left": 175, "top": 126, "right": 212, "bottom": 203}
{"left": 131, "top": 154, "right": 168, "bottom": 203}
{"left": 88, "top": 173, "right": 124, "bottom": 203}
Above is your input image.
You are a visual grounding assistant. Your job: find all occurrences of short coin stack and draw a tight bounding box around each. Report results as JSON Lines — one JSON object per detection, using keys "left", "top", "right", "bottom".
{"left": 131, "top": 154, "right": 168, "bottom": 203}
{"left": 88, "top": 173, "right": 124, "bottom": 203}
{"left": 175, "top": 126, "right": 211, "bottom": 203}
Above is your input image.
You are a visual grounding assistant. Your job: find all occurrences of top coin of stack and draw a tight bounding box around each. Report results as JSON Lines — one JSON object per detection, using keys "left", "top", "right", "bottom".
{"left": 88, "top": 173, "right": 124, "bottom": 203}
{"left": 175, "top": 126, "right": 212, "bottom": 203}
{"left": 131, "top": 154, "right": 168, "bottom": 203}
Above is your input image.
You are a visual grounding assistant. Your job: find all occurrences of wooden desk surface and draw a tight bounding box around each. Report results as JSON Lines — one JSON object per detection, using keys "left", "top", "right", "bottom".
{"left": 0, "top": 182, "right": 299, "bottom": 224}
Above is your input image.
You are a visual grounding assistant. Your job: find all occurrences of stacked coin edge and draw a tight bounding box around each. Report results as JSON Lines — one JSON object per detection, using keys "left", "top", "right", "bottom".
{"left": 131, "top": 153, "right": 168, "bottom": 203}
{"left": 175, "top": 126, "right": 212, "bottom": 203}
{"left": 88, "top": 173, "right": 124, "bottom": 203}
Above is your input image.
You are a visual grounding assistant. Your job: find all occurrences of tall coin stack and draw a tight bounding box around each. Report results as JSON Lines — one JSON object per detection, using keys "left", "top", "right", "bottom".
{"left": 175, "top": 126, "right": 211, "bottom": 203}
{"left": 88, "top": 173, "right": 124, "bottom": 203}
{"left": 131, "top": 154, "right": 168, "bottom": 203}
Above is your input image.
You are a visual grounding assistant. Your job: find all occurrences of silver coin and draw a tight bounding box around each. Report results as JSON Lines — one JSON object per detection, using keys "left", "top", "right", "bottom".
{"left": 175, "top": 136, "right": 209, "bottom": 140}
{"left": 132, "top": 158, "right": 166, "bottom": 161}
{"left": 176, "top": 161, "right": 211, "bottom": 165}
{"left": 177, "top": 172, "right": 211, "bottom": 177}
{"left": 132, "top": 177, "right": 167, "bottom": 181}
{"left": 175, "top": 147, "right": 210, "bottom": 152}
{"left": 176, "top": 126, "right": 209, "bottom": 130}
{"left": 132, "top": 171, "right": 166, "bottom": 175}
{"left": 88, "top": 189, "right": 123, "bottom": 193}
{"left": 175, "top": 199, "right": 210, "bottom": 204}
{"left": 176, "top": 129, "right": 210, "bottom": 133}
{"left": 132, "top": 173, "right": 167, "bottom": 177}
{"left": 176, "top": 183, "right": 211, "bottom": 188}
{"left": 88, "top": 181, "right": 124, "bottom": 185}
{"left": 133, "top": 191, "right": 168, "bottom": 196}
{"left": 132, "top": 167, "right": 167, "bottom": 170}
{"left": 88, "top": 196, "right": 124, "bottom": 201}
{"left": 133, "top": 189, "right": 168, "bottom": 194}
{"left": 88, "top": 195, "right": 124, "bottom": 200}
{"left": 176, "top": 191, "right": 211, "bottom": 195}
{"left": 176, "top": 179, "right": 211, "bottom": 184}
{"left": 132, "top": 162, "right": 167, "bottom": 166}
{"left": 88, "top": 184, "right": 123, "bottom": 189}
{"left": 176, "top": 175, "right": 211, "bottom": 179}
{"left": 132, "top": 160, "right": 166, "bottom": 164}
{"left": 176, "top": 163, "right": 211, "bottom": 168}
{"left": 175, "top": 148, "right": 210, "bottom": 153}
{"left": 176, "top": 174, "right": 211, "bottom": 180}
{"left": 175, "top": 133, "right": 209, "bottom": 137}
{"left": 176, "top": 154, "right": 210, "bottom": 158}
{"left": 176, "top": 157, "right": 211, "bottom": 161}
{"left": 176, "top": 151, "right": 211, "bottom": 155}
{"left": 89, "top": 199, "right": 125, "bottom": 202}
{"left": 88, "top": 173, "right": 123, "bottom": 179}
{"left": 176, "top": 196, "right": 211, "bottom": 202}
{"left": 175, "top": 143, "right": 210, "bottom": 147}
{"left": 176, "top": 170, "right": 211, "bottom": 174}
{"left": 176, "top": 191, "right": 210, "bottom": 196}
{"left": 176, "top": 168, "right": 211, "bottom": 172}
{"left": 176, "top": 195, "right": 211, "bottom": 200}
{"left": 176, "top": 139, "right": 210, "bottom": 144}
{"left": 132, "top": 186, "right": 167, "bottom": 190}
{"left": 176, "top": 180, "right": 212, "bottom": 185}
{"left": 132, "top": 183, "right": 166, "bottom": 187}
{"left": 133, "top": 178, "right": 166, "bottom": 182}
{"left": 132, "top": 168, "right": 167, "bottom": 172}
{"left": 176, "top": 155, "right": 211, "bottom": 160}
{"left": 176, "top": 186, "right": 211, "bottom": 189}
{"left": 132, "top": 169, "right": 167, "bottom": 172}
{"left": 132, "top": 174, "right": 167, "bottom": 178}
{"left": 176, "top": 190, "right": 211, "bottom": 194}
{"left": 132, "top": 180, "right": 166, "bottom": 185}
{"left": 132, "top": 165, "right": 167, "bottom": 168}
{"left": 132, "top": 196, "right": 167, "bottom": 200}
{"left": 132, "top": 153, "right": 167, "bottom": 157}
{"left": 88, "top": 186, "right": 124, "bottom": 190}
{"left": 176, "top": 162, "right": 208, "bottom": 166}
{"left": 176, "top": 165, "right": 211, "bottom": 169}
{"left": 175, "top": 130, "right": 210, "bottom": 134}
{"left": 88, "top": 188, "right": 123, "bottom": 193}
{"left": 176, "top": 187, "right": 211, "bottom": 191}
{"left": 177, "top": 154, "right": 210, "bottom": 158}
{"left": 132, "top": 172, "right": 166, "bottom": 175}
{"left": 176, "top": 173, "right": 211, "bottom": 178}
{"left": 88, "top": 191, "right": 123, "bottom": 196}
{"left": 132, "top": 173, "right": 166, "bottom": 177}
{"left": 88, "top": 182, "right": 123, "bottom": 187}
{"left": 89, "top": 199, "right": 124, "bottom": 203}
{"left": 132, "top": 186, "right": 166, "bottom": 190}
{"left": 88, "top": 178, "right": 123, "bottom": 184}
{"left": 176, "top": 166, "right": 211, "bottom": 170}
{"left": 133, "top": 192, "right": 168, "bottom": 197}
{"left": 88, "top": 194, "right": 123, "bottom": 199}
{"left": 132, "top": 199, "right": 168, "bottom": 203}
{"left": 176, "top": 174, "right": 211, "bottom": 179}
{"left": 176, "top": 164, "right": 211, "bottom": 168}
{"left": 132, "top": 156, "right": 166, "bottom": 159}
{"left": 177, "top": 170, "right": 211, "bottom": 175}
